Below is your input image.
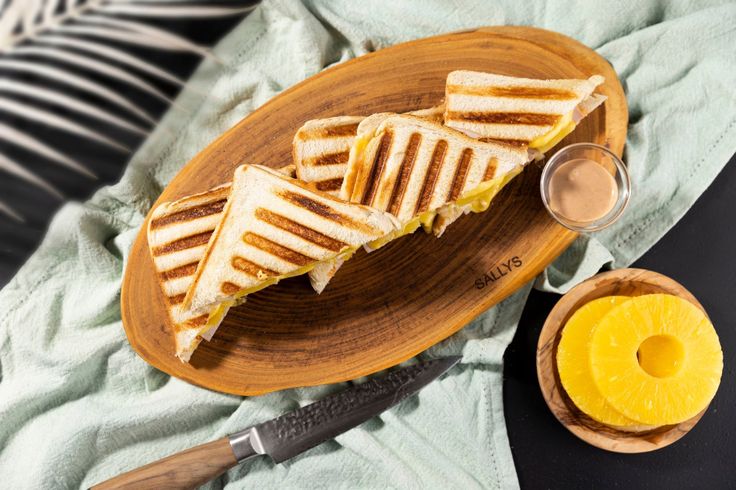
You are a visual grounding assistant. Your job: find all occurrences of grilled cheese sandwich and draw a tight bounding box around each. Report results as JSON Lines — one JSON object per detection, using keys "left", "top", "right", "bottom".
{"left": 147, "top": 165, "right": 295, "bottom": 362}
{"left": 444, "top": 70, "right": 605, "bottom": 152}
{"left": 183, "top": 165, "right": 401, "bottom": 330}
{"left": 308, "top": 114, "right": 531, "bottom": 292}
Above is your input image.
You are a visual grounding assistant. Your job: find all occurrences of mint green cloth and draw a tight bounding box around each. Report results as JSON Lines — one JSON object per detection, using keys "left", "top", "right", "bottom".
{"left": 2, "top": 1, "right": 735, "bottom": 488}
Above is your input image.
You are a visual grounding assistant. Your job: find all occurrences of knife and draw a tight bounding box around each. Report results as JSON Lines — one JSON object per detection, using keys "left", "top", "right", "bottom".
{"left": 92, "top": 356, "right": 461, "bottom": 489}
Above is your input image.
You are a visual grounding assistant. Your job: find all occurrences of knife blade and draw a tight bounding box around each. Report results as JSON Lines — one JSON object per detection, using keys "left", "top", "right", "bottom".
{"left": 92, "top": 356, "right": 461, "bottom": 490}
{"left": 230, "top": 355, "right": 461, "bottom": 463}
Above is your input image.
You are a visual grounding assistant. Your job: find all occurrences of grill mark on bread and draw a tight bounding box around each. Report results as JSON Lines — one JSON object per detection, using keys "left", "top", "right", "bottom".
{"left": 361, "top": 130, "right": 393, "bottom": 205}
{"left": 153, "top": 231, "right": 212, "bottom": 255}
{"left": 255, "top": 208, "right": 346, "bottom": 252}
{"left": 448, "top": 148, "right": 473, "bottom": 202}
{"left": 483, "top": 158, "right": 498, "bottom": 181}
{"left": 448, "top": 84, "right": 577, "bottom": 100}
{"left": 314, "top": 178, "right": 343, "bottom": 192}
{"left": 280, "top": 190, "right": 352, "bottom": 223}
{"left": 159, "top": 262, "right": 198, "bottom": 281}
{"left": 149, "top": 199, "right": 226, "bottom": 229}
{"left": 446, "top": 111, "right": 560, "bottom": 126}
{"left": 387, "top": 132, "right": 421, "bottom": 216}
{"left": 167, "top": 293, "right": 186, "bottom": 305}
{"left": 242, "top": 232, "right": 314, "bottom": 266}
{"left": 231, "top": 256, "right": 279, "bottom": 278}
{"left": 297, "top": 122, "right": 359, "bottom": 140}
{"left": 278, "top": 191, "right": 375, "bottom": 235}
{"left": 306, "top": 151, "right": 350, "bottom": 167}
{"left": 415, "top": 140, "right": 448, "bottom": 214}
{"left": 183, "top": 314, "right": 209, "bottom": 328}
{"left": 220, "top": 282, "right": 244, "bottom": 295}
{"left": 479, "top": 137, "right": 530, "bottom": 147}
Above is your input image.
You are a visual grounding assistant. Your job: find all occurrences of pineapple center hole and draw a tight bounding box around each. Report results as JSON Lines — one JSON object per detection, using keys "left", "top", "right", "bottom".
{"left": 637, "top": 335, "right": 685, "bottom": 378}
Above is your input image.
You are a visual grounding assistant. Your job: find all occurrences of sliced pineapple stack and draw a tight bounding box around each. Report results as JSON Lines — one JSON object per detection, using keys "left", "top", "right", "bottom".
{"left": 557, "top": 293, "right": 723, "bottom": 429}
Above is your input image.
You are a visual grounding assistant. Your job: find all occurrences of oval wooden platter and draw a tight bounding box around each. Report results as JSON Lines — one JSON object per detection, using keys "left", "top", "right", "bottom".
{"left": 122, "top": 26, "right": 627, "bottom": 396}
{"left": 537, "top": 269, "right": 708, "bottom": 453}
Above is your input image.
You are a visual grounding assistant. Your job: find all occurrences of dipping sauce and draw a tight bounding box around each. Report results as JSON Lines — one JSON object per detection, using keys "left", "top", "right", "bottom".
{"left": 547, "top": 158, "right": 618, "bottom": 223}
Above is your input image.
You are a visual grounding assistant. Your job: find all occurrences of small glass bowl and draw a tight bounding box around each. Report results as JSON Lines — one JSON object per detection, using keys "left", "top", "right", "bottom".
{"left": 540, "top": 143, "right": 631, "bottom": 233}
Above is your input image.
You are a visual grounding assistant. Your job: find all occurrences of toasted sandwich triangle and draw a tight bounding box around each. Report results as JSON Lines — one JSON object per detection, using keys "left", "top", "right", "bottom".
{"left": 444, "top": 70, "right": 605, "bottom": 152}
{"left": 147, "top": 165, "right": 295, "bottom": 362}
{"left": 341, "top": 114, "right": 530, "bottom": 228}
{"left": 183, "top": 164, "right": 400, "bottom": 317}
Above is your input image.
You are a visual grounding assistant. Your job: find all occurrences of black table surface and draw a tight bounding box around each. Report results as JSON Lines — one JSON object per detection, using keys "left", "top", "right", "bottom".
{"left": 1, "top": 12, "right": 733, "bottom": 489}
{"left": 505, "top": 156, "right": 735, "bottom": 489}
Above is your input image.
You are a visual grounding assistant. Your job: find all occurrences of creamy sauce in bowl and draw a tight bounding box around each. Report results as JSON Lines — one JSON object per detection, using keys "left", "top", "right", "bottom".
{"left": 547, "top": 158, "right": 618, "bottom": 223}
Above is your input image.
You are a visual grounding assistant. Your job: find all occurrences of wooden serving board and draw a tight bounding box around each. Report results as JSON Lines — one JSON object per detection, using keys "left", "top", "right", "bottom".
{"left": 121, "top": 26, "right": 627, "bottom": 395}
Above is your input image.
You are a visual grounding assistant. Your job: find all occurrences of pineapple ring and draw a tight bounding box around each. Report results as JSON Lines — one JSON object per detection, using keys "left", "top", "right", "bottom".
{"left": 557, "top": 296, "right": 639, "bottom": 427}
{"left": 590, "top": 294, "right": 723, "bottom": 426}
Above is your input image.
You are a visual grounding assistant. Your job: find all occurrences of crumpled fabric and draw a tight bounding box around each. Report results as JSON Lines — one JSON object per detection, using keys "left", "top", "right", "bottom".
{"left": 1, "top": 1, "right": 734, "bottom": 488}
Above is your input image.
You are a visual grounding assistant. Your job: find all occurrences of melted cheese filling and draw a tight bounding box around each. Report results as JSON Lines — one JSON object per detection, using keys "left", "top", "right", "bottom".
{"left": 367, "top": 210, "right": 437, "bottom": 250}
{"left": 456, "top": 166, "right": 525, "bottom": 213}
{"left": 529, "top": 112, "right": 575, "bottom": 154}
{"left": 194, "top": 247, "right": 359, "bottom": 339}
{"left": 201, "top": 302, "right": 232, "bottom": 334}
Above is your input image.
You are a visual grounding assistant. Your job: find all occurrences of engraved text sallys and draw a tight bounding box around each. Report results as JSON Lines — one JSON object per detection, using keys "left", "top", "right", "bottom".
{"left": 474, "top": 256, "right": 522, "bottom": 289}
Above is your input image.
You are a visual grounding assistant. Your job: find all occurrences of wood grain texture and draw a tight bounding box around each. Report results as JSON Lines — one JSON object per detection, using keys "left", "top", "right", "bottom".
{"left": 121, "top": 26, "right": 627, "bottom": 395}
{"left": 537, "top": 268, "right": 708, "bottom": 453}
{"left": 91, "top": 438, "right": 237, "bottom": 490}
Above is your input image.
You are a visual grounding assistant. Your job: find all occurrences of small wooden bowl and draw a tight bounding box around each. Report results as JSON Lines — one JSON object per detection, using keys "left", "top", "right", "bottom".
{"left": 536, "top": 268, "right": 708, "bottom": 453}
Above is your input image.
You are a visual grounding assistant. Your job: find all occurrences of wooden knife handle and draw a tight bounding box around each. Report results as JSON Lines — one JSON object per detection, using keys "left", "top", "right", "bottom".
{"left": 91, "top": 437, "right": 238, "bottom": 490}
